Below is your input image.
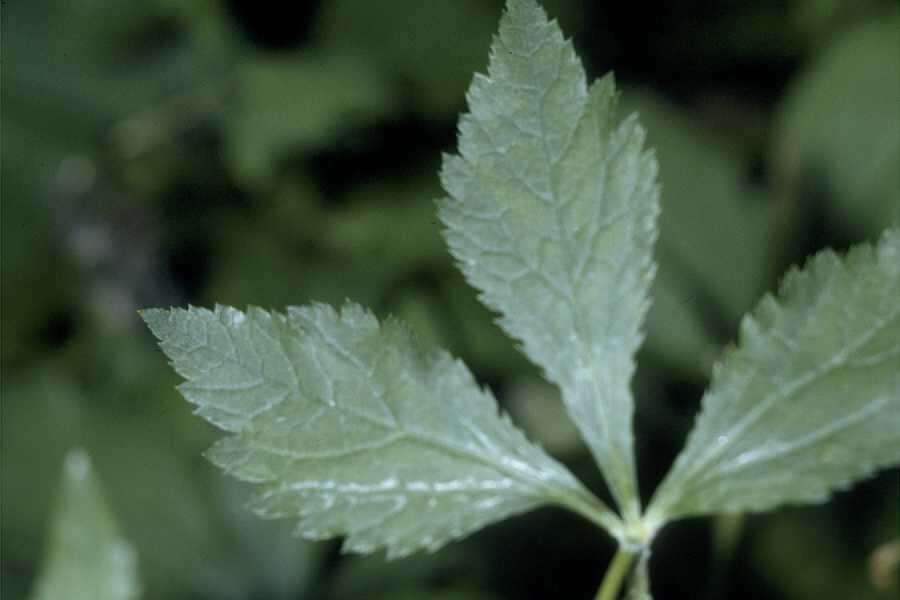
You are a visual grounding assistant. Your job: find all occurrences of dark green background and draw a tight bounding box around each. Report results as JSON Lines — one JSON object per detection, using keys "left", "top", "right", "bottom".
{"left": 2, "top": 0, "right": 899, "bottom": 598}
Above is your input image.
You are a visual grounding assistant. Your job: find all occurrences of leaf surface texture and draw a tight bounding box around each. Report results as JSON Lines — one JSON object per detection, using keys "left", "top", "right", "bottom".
{"left": 439, "top": 0, "right": 659, "bottom": 517}
{"left": 650, "top": 230, "right": 900, "bottom": 521}
{"left": 143, "top": 303, "right": 611, "bottom": 557}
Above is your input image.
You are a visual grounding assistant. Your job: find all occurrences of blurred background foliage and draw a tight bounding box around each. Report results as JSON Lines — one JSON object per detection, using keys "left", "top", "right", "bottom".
{"left": 2, "top": 0, "right": 899, "bottom": 598}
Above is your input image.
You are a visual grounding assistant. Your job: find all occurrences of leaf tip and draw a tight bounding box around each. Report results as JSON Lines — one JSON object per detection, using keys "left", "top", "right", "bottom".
{"left": 63, "top": 448, "right": 93, "bottom": 483}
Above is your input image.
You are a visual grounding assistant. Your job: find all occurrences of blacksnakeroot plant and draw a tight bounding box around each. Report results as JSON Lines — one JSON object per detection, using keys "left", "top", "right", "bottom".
{"left": 139, "top": 1, "right": 900, "bottom": 598}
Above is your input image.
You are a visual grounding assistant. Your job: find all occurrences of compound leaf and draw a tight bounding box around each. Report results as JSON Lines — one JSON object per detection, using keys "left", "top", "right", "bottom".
{"left": 439, "top": 0, "right": 659, "bottom": 518}
{"left": 648, "top": 229, "right": 900, "bottom": 523}
{"left": 142, "top": 303, "right": 616, "bottom": 559}
{"left": 31, "top": 450, "right": 140, "bottom": 600}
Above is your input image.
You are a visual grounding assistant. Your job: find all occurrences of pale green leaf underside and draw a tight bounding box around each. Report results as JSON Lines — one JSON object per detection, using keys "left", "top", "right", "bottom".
{"left": 649, "top": 229, "right": 900, "bottom": 522}
{"left": 31, "top": 450, "right": 140, "bottom": 600}
{"left": 439, "top": 0, "right": 659, "bottom": 517}
{"left": 142, "top": 303, "right": 614, "bottom": 558}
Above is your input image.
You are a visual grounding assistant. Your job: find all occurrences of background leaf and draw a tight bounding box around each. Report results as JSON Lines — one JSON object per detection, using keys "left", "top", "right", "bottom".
{"left": 224, "top": 54, "right": 398, "bottom": 189}
{"left": 623, "top": 92, "right": 774, "bottom": 377}
{"left": 142, "top": 303, "right": 615, "bottom": 558}
{"left": 773, "top": 11, "right": 900, "bottom": 237}
{"left": 2, "top": 342, "right": 320, "bottom": 600}
{"left": 439, "top": 0, "right": 658, "bottom": 520}
{"left": 751, "top": 506, "right": 890, "bottom": 600}
{"left": 30, "top": 450, "right": 140, "bottom": 600}
{"left": 648, "top": 229, "right": 900, "bottom": 522}
{"left": 314, "top": 0, "right": 496, "bottom": 117}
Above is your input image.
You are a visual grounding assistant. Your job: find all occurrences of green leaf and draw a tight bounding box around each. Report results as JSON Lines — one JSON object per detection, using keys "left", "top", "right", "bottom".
{"left": 439, "top": 0, "right": 659, "bottom": 519}
{"left": 315, "top": 0, "right": 496, "bottom": 116}
{"left": 648, "top": 229, "right": 900, "bottom": 523}
{"left": 774, "top": 11, "right": 900, "bottom": 237}
{"left": 216, "top": 477, "right": 322, "bottom": 600}
{"left": 751, "top": 508, "right": 887, "bottom": 600}
{"left": 31, "top": 450, "right": 140, "bottom": 600}
{"left": 224, "top": 53, "right": 397, "bottom": 188}
{"left": 3, "top": 355, "right": 320, "bottom": 599}
{"left": 141, "top": 304, "right": 617, "bottom": 558}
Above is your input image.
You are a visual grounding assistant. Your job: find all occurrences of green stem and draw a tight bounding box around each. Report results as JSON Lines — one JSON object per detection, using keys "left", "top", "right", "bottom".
{"left": 595, "top": 548, "right": 636, "bottom": 600}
